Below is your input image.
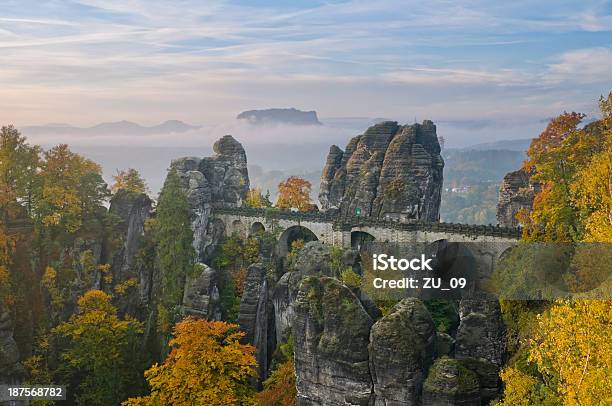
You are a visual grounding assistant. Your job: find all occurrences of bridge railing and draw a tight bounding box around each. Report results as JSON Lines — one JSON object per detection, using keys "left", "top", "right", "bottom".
{"left": 212, "top": 206, "right": 522, "bottom": 239}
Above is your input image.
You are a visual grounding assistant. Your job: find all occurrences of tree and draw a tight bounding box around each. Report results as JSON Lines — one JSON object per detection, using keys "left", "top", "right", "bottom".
{"left": 519, "top": 104, "right": 610, "bottom": 241}
{"left": 497, "top": 96, "right": 612, "bottom": 406}
{"left": 245, "top": 188, "right": 272, "bottom": 208}
{"left": 112, "top": 168, "right": 148, "bottom": 194}
{"left": 36, "top": 144, "right": 108, "bottom": 233}
{"left": 123, "top": 318, "right": 257, "bottom": 406}
{"left": 52, "top": 290, "right": 144, "bottom": 405}
{"left": 155, "top": 169, "right": 195, "bottom": 318}
{"left": 0, "top": 125, "right": 40, "bottom": 220}
{"left": 257, "top": 339, "right": 296, "bottom": 406}
{"left": 497, "top": 300, "right": 612, "bottom": 406}
{"left": 570, "top": 94, "right": 612, "bottom": 242}
{"left": 535, "top": 300, "right": 609, "bottom": 404}
{"left": 276, "top": 176, "right": 311, "bottom": 212}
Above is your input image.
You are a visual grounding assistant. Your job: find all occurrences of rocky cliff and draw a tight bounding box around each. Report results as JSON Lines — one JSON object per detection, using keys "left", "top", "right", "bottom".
{"left": 0, "top": 306, "right": 24, "bottom": 386}
{"left": 238, "top": 264, "right": 275, "bottom": 387}
{"left": 369, "top": 299, "right": 435, "bottom": 405}
{"left": 107, "top": 190, "right": 153, "bottom": 311}
{"left": 170, "top": 135, "right": 249, "bottom": 262}
{"left": 496, "top": 168, "right": 539, "bottom": 227}
{"left": 293, "top": 276, "right": 374, "bottom": 405}
{"left": 319, "top": 121, "right": 444, "bottom": 221}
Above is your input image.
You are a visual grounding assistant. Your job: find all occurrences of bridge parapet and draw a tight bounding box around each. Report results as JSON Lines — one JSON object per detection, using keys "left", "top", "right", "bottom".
{"left": 212, "top": 207, "right": 521, "bottom": 240}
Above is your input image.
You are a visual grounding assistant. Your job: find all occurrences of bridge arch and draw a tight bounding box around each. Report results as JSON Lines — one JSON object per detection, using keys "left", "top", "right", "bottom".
{"left": 250, "top": 221, "right": 265, "bottom": 235}
{"left": 351, "top": 230, "right": 375, "bottom": 250}
{"left": 277, "top": 225, "right": 318, "bottom": 257}
{"left": 230, "top": 219, "right": 245, "bottom": 236}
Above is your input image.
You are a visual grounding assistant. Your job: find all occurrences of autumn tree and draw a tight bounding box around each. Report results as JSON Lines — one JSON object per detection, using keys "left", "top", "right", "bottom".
{"left": 123, "top": 318, "right": 257, "bottom": 406}
{"left": 498, "top": 300, "right": 612, "bottom": 405}
{"left": 520, "top": 95, "right": 611, "bottom": 241}
{"left": 258, "top": 341, "right": 296, "bottom": 406}
{"left": 245, "top": 187, "right": 272, "bottom": 208}
{"left": 497, "top": 94, "right": 612, "bottom": 406}
{"left": 570, "top": 94, "right": 612, "bottom": 242}
{"left": 112, "top": 168, "right": 148, "bottom": 194}
{"left": 0, "top": 125, "right": 40, "bottom": 220}
{"left": 35, "top": 144, "right": 108, "bottom": 233}
{"left": 276, "top": 176, "right": 312, "bottom": 212}
{"left": 52, "top": 290, "right": 144, "bottom": 405}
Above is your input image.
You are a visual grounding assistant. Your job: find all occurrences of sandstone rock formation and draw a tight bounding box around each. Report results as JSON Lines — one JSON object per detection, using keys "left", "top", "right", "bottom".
{"left": 199, "top": 135, "right": 249, "bottom": 206}
{"left": 369, "top": 298, "right": 435, "bottom": 405}
{"left": 0, "top": 306, "right": 24, "bottom": 385}
{"left": 496, "top": 168, "right": 539, "bottom": 227}
{"left": 238, "top": 264, "right": 274, "bottom": 385}
{"left": 293, "top": 277, "right": 374, "bottom": 405}
{"left": 319, "top": 121, "right": 444, "bottom": 221}
{"left": 455, "top": 297, "right": 506, "bottom": 367}
{"left": 272, "top": 241, "right": 335, "bottom": 343}
{"left": 170, "top": 135, "right": 249, "bottom": 262}
{"left": 422, "top": 357, "right": 481, "bottom": 406}
{"left": 181, "top": 263, "right": 221, "bottom": 320}
{"left": 107, "top": 190, "right": 152, "bottom": 301}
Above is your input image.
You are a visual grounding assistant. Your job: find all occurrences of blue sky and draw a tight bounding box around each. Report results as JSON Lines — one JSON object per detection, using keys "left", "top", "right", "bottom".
{"left": 1, "top": 0, "right": 611, "bottom": 141}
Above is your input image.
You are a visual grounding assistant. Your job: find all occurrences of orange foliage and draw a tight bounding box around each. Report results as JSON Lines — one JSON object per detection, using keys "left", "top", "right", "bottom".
{"left": 257, "top": 358, "right": 297, "bottom": 406}
{"left": 231, "top": 268, "right": 248, "bottom": 297}
{"left": 276, "top": 176, "right": 311, "bottom": 212}
{"left": 124, "top": 318, "right": 257, "bottom": 406}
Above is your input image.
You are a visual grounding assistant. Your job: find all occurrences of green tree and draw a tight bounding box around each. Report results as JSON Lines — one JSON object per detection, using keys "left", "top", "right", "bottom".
{"left": 155, "top": 169, "right": 195, "bottom": 313}
{"left": 52, "top": 290, "right": 144, "bottom": 405}
{"left": 245, "top": 187, "right": 272, "bottom": 208}
{"left": 0, "top": 125, "right": 40, "bottom": 220}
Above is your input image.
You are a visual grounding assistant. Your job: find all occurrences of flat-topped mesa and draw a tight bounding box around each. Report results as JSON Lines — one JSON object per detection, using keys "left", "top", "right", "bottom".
{"left": 319, "top": 120, "right": 444, "bottom": 222}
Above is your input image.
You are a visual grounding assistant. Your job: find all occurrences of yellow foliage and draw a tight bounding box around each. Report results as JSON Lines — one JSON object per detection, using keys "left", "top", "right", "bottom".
{"left": 571, "top": 145, "right": 612, "bottom": 242}
{"left": 124, "top": 318, "right": 257, "bottom": 406}
{"left": 276, "top": 177, "right": 312, "bottom": 212}
{"left": 245, "top": 188, "right": 272, "bottom": 208}
{"left": 114, "top": 277, "right": 138, "bottom": 295}
{"left": 496, "top": 367, "right": 540, "bottom": 406}
{"left": 53, "top": 290, "right": 143, "bottom": 405}
{"left": 257, "top": 358, "right": 297, "bottom": 406}
{"left": 112, "top": 168, "right": 148, "bottom": 194}
{"left": 529, "top": 300, "right": 612, "bottom": 405}
{"left": 0, "top": 266, "right": 14, "bottom": 306}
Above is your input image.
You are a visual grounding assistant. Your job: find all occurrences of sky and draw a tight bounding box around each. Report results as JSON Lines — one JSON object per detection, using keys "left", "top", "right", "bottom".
{"left": 1, "top": 0, "right": 611, "bottom": 146}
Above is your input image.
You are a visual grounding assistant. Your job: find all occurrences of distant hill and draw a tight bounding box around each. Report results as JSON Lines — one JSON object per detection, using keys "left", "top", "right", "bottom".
{"left": 442, "top": 148, "right": 526, "bottom": 187}
{"left": 23, "top": 120, "right": 200, "bottom": 136}
{"left": 464, "top": 138, "right": 532, "bottom": 151}
{"left": 440, "top": 148, "right": 527, "bottom": 225}
{"left": 237, "top": 108, "right": 321, "bottom": 125}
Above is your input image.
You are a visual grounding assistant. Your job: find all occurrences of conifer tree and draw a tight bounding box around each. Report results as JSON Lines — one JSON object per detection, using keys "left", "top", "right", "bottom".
{"left": 155, "top": 169, "right": 195, "bottom": 317}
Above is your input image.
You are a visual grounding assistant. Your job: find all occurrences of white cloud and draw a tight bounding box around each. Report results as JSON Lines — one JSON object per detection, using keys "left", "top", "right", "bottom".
{"left": 546, "top": 47, "right": 612, "bottom": 84}
{"left": 383, "top": 67, "right": 531, "bottom": 86}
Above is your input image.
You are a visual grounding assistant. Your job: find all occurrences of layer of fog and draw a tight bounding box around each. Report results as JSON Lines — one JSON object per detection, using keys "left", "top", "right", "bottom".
{"left": 21, "top": 117, "right": 544, "bottom": 199}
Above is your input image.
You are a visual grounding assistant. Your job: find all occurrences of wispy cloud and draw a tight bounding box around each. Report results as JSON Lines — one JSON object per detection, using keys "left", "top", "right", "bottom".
{"left": 0, "top": 0, "right": 610, "bottom": 128}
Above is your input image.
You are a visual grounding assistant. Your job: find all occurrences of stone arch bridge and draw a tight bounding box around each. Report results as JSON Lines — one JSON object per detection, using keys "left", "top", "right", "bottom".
{"left": 212, "top": 207, "right": 520, "bottom": 260}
